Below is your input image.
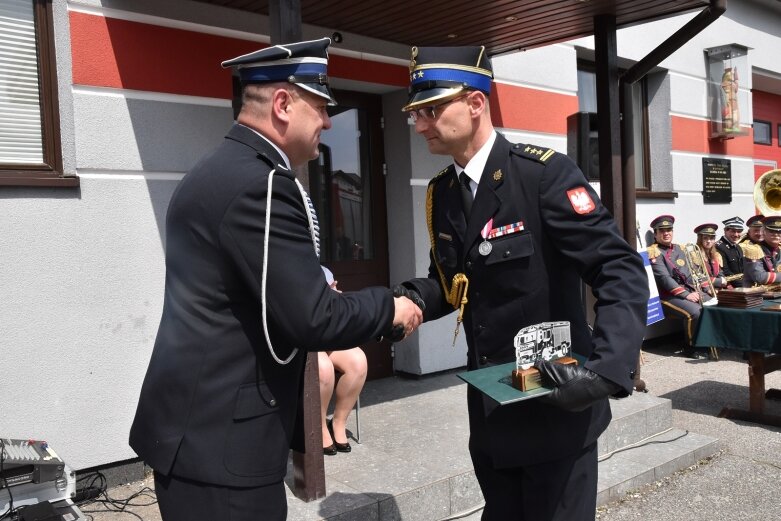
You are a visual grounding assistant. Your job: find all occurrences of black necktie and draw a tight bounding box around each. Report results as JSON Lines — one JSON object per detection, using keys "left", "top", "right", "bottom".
{"left": 459, "top": 172, "right": 473, "bottom": 220}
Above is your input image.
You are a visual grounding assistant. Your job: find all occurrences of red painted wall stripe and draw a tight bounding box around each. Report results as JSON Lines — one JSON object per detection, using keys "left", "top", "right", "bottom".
{"left": 752, "top": 90, "right": 781, "bottom": 181}
{"left": 671, "top": 115, "right": 753, "bottom": 157}
{"left": 70, "top": 12, "right": 407, "bottom": 99}
{"left": 70, "top": 12, "right": 254, "bottom": 98}
{"left": 490, "top": 82, "right": 577, "bottom": 135}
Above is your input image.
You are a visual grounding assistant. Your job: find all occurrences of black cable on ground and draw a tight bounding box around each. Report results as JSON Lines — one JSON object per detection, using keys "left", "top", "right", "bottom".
{"left": 75, "top": 471, "right": 157, "bottom": 521}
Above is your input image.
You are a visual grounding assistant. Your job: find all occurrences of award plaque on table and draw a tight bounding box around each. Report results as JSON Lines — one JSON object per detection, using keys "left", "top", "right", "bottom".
{"left": 458, "top": 322, "right": 585, "bottom": 406}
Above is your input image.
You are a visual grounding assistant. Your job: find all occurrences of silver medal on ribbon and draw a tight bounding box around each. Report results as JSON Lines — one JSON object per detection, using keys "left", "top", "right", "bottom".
{"left": 479, "top": 240, "right": 492, "bottom": 256}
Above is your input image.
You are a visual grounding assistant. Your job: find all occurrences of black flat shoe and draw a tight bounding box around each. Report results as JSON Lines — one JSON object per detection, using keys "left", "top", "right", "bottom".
{"left": 327, "top": 419, "right": 352, "bottom": 453}
{"left": 323, "top": 444, "right": 337, "bottom": 456}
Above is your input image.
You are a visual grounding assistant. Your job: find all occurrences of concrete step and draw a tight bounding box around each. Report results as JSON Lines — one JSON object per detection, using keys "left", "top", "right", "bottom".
{"left": 599, "top": 392, "right": 672, "bottom": 457}
{"left": 284, "top": 381, "right": 718, "bottom": 520}
{"left": 596, "top": 428, "right": 719, "bottom": 506}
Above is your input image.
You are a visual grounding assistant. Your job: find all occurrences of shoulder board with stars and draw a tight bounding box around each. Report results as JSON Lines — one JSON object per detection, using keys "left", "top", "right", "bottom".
{"left": 428, "top": 166, "right": 451, "bottom": 187}
{"left": 511, "top": 143, "right": 556, "bottom": 164}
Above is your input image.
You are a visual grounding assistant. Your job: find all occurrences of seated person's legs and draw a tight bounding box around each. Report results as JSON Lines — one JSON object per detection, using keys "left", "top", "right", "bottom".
{"left": 661, "top": 299, "right": 702, "bottom": 356}
{"left": 318, "top": 351, "right": 336, "bottom": 452}
{"left": 328, "top": 347, "right": 367, "bottom": 446}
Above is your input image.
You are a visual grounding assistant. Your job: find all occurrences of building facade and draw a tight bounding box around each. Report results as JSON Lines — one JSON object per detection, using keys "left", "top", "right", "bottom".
{"left": 1, "top": 0, "right": 780, "bottom": 471}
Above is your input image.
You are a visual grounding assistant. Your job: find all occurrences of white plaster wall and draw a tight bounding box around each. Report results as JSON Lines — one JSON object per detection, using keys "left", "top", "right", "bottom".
{"left": 0, "top": 177, "right": 177, "bottom": 468}
{"left": 2, "top": 0, "right": 247, "bottom": 470}
{"left": 493, "top": 43, "right": 578, "bottom": 95}
{"left": 72, "top": 89, "right": 233, "bottom": 172}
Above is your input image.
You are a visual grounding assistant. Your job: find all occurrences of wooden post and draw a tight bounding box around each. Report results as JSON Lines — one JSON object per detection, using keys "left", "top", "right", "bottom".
{"left": 292, "top": 352, "right": 326, "bottom": 501}
{"left": 594, "top": 15, "right": 623, "bottom": 236}
{"left": 268, "top": 0, "right": 302, "bottom": 43}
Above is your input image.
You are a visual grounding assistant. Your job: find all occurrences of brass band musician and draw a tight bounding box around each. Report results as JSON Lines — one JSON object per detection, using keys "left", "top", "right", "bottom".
{"left": 694, "top": 223, "right": 727, "bottom": 289}
{"left": 740, "top": 214, "right": 765, "bottom": 247}
{"left": 647, "top": 215, "right": 712, "bottom": 358}
{"left": 743, "top": 216, "right": 781, "bottom": 286}
{"left": 715, "top": 216, "right": 744, "bottom": 287}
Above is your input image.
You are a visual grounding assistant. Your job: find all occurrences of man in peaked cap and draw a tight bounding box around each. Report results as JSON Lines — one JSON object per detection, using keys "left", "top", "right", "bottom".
{"left": 646, "top": 215, "right": 712, "bottom": 357}
{"left": 716, "top": 216, "right": 745, "bottom": 287}
{"left": 395, "top": 45, "right": 648, "bottom": 521}
{"left": 129, "top": 38, "right": 422, "bottom": 521}
{"left": 742, "top": 214, "right": 765, "bottom": 246}
{"left": 743, "top": 215, "right": 781, "bottom": 286}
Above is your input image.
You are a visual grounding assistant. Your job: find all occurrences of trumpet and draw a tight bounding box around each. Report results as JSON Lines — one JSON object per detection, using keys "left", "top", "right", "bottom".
{"left": 683, "top": 243, "right": 718, "bottom": 307}
{"left": 724, "top": 273, "right": 744, "bottom": 282}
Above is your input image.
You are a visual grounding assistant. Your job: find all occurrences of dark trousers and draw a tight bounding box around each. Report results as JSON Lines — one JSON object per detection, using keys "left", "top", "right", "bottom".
{"left": 470, "top": 440, "right": 598, "bottom": 521}
{"left": 661, "top": 298, "right": 703, "bottom": 347}
{"left": 154, "top": 471, "right": 286, "bottom": 521}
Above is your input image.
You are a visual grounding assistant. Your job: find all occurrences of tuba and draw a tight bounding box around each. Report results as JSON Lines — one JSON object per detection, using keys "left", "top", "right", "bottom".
{"left": 754, "top": 168, "right": 781, "bottom": 216}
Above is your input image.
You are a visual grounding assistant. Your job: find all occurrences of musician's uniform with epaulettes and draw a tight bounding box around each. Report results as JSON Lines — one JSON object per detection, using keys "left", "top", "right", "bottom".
{"left": 715, "top": 237, "right": 744, "bottom": 287}
{"left": 647, "top": 242, "right": 713, "bottom": 346}
{"left": 695, "top": 250, "right": 727, "bottom": 289}
{"left": 742, "top": 242, "right": 781, "bottom": 286}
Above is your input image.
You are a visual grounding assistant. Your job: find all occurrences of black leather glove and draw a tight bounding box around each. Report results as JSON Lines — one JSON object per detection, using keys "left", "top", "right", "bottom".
{"left": 535, "top": 360, "right": 622, "bottom": 412}
{"left": 392, "top": 284, "right": 426, "bottom": 312}
{"left": 379, "top": 285, "right": 427, "bottom": 343}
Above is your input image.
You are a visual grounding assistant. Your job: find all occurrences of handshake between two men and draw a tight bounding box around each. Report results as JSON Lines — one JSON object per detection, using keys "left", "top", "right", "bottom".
{"left": 387, "top": 285, "right": 426, "bottom": 342}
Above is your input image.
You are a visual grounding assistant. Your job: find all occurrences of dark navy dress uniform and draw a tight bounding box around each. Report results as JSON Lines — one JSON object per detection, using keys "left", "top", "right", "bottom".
{"left": 399, "top": 46, "right": 647, "bottom": 521}
{"left": 405, "top": 136, "right": 647, "bottom": 520}
{"left": 715, "top": 236, "right": 744, "bottom": 286}
{"left": 715, "top": 216, "right": 745, "bottom": 287}
{"left": 129, "top": 40, "right": 394, "bottom": 521}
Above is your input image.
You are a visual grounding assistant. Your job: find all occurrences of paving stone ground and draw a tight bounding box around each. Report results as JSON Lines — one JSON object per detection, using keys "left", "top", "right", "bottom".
{"left": 79, "top": 335, "right": 781, "bottom": 520}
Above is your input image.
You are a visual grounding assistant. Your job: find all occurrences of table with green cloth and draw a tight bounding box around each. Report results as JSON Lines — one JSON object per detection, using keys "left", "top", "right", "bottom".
{"left": 693, "top": 299, "right": 781, "bottom": 426}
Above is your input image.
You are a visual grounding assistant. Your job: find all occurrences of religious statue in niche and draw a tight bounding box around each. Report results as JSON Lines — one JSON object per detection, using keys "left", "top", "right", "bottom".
{"left": 720, "top": 66, "right": 740, "bottom": 134}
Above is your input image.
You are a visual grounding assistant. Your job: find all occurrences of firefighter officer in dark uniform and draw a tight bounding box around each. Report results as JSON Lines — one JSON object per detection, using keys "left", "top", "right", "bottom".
{"left": 715, "top": 216, "right": 745, "bottom": 287}
{"left": 647, "top": 215, "right": 712, "bottom": 357}
{"left": 743, "top": 215, "right": 781, "bottom": 286}
{"left": 129, "top": 39, "right": 422, "bottom": 521}
{"left": 394, "top": 46, "right": 648, "bottom": 521}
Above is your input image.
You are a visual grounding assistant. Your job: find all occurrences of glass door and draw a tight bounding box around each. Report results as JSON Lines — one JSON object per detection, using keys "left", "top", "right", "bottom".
{"left": 307, "top": 90, "right": 392, "bottom": 379}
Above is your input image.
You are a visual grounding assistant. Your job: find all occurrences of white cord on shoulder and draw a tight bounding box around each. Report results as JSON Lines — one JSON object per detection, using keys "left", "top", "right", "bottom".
{"left": 295, "top": 178, "right": 321, "bottom": 257}
{"left": 260, "top": 170, "right": 320, "bottom": 364}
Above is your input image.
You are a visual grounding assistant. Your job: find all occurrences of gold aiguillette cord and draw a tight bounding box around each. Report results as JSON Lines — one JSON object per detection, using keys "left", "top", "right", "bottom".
{"left": 450, "top": 274, "right": 469, "bottom": 346}
{"left": 425, "top": 176, "right": 470, "bottom": 347}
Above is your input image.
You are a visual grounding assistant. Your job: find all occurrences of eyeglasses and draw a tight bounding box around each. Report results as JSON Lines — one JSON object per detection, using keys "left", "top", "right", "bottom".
{"left": 408, "top": 95, "right": 467, "bottom": 123}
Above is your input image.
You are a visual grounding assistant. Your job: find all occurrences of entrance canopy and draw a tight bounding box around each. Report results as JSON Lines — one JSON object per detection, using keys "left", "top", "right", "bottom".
{"left": 195, "top": 0, "right": 711, "bottom": 55}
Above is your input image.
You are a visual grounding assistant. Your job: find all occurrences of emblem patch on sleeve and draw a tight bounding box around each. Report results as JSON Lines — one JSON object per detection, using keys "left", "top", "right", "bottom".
{"left": 567, "top": 187, "right": 596, "bottom": 214}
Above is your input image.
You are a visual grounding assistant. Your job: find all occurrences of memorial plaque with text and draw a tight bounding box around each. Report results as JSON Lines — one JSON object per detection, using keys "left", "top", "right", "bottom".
{"left": 702, "top": 158, "right": 732, "bottom": 204}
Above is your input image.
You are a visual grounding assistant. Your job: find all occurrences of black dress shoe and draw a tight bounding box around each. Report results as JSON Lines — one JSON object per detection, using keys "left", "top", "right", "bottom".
{"left": 323, "top": 444, "right": 337, "bottom": 456}
{"left": 327, "top": 419, "right": 351, "bottom": 453}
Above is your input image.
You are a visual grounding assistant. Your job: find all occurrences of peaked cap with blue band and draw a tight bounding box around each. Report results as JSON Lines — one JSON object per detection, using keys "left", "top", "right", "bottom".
{"left": 221, "top": 37, "right": 336, "bottom": 105}
{"left": 402, "top": 45, "right": 493, "bottom": 111}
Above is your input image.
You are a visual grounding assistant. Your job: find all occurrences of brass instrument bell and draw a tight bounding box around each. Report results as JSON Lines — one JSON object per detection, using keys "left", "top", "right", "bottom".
{"left": 754, "top": 169, "right": 781, "bottom": 216}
